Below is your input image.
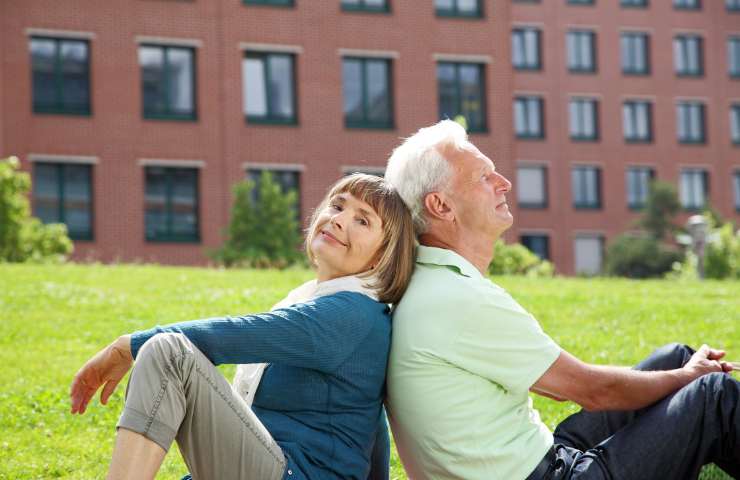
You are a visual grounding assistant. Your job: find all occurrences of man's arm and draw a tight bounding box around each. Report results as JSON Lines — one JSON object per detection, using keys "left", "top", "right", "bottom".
{"left": 531, "top": 345, "right": 733, "bottom": 412}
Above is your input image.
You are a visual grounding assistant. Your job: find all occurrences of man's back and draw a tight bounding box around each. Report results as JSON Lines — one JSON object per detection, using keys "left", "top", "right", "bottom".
{"left": 386, "top": 246, "right": 560, "bottom": 479}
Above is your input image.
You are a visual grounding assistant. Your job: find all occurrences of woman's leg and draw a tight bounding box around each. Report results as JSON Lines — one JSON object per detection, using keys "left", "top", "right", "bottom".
{"left": 110, "top": 332, "right": 286, "bottom": 480}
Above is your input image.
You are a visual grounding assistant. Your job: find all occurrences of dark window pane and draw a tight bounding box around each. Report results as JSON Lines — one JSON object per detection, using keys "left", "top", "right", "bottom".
{"left": 521, "top": 235, "right": 550, "bottom": 260}
{"left": 366, "top": 60, "right": 391, "bottom": 123}
{"left": 140, "top": 46, "right": 195, "bottom": 119}
{"left": 437, "top": 63, "right": 458, "bottom": 121}
{"left": 60, "top": 41, "right": 90, "bottom": 112}
{"left": 459, "top": 64, "right": 484, "bottom": 130}
{"left": 268, "top": 55, "right": 294, "bottom": 119}
{"left": 342, "top": 59, "right": 364, "bottom": 122}
{"left": 30, "top": 37, "right": 90, "bottom": 114}
{"left": 572, "top": 166, "right": 601, "bottom": 208}
{"left": 63, "top": 164, "right": 92, "bottom": 237}
{"left": 145, "top": 168, "right": 168, "bottom": 239}
{"left": 171, "top": 169, "right": 198, "bottom": 237}
{"left": 140, "top": 47, "right": 167, "bottom": 115}
{"left": 33, "top": 163, "right": 60, "bottom": 224}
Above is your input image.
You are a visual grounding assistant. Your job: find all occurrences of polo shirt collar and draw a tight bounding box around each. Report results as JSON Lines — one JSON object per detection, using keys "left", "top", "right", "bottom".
{"left": 416, "top": 245, "right": 485, "bottom": 280}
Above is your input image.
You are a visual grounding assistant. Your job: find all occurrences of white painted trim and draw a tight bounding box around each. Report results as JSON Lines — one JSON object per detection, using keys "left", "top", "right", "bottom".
{"left": 433, "top": 53, "right": 492, "bottom": 64}
{"left": 622, "top": 94, "right": 657, "bottom": 101}
{"left": 139, "top": 158, "right": 205, "bottom": 168}
{"left": 28, "top": 154, "right": 98, "bottom": 165}
{"left": 341, "top": 165, "right": 386, "bottom": 175}
{"left": 511, "top": 22, "right": 545, "bottom": 28}
{"left": 239, "top": 42, "right": 303, "bottom": 54}
{"left": 242, "top": 162, "right": 305, "bottom": 172}
{"left": 338, "top": 48, "right": 399, "bottom": 59}
{"left": 517, "top": 160, "right": 550, "bottom": 167}
{"left": 26, "top": 28, "right": 96, "bottom": 40}
{"left": 136, "top": 36, "right": 203, "bottom": 48}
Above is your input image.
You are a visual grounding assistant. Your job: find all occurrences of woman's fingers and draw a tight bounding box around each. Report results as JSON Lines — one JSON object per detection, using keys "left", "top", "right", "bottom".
{"left": 100, "top": 378, "right": 121, "bottom": 405}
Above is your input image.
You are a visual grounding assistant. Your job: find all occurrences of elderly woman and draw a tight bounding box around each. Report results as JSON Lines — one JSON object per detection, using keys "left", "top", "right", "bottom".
{"left": 70, "top": 174, "right": 416, "bottom": 480}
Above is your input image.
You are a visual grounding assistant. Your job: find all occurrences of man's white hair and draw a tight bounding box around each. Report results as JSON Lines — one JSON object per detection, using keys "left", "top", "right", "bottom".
{"left": 385, "top": 120, "right": 469, "bottom": 234}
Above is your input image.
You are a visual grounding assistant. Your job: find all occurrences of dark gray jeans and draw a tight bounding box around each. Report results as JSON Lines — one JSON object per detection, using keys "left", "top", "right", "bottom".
{"left": 528, "top": 343, "right": 740, "bottom": 480}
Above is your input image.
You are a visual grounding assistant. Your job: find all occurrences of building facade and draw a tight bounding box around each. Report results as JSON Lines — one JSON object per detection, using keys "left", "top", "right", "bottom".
{"left": 1, "top": 0, "right": 739, "bottom": 274}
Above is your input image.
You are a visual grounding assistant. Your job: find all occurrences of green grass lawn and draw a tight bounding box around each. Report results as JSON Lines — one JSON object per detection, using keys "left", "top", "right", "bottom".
{"left": 1, "top": 263, "right": 738, "bottom": 479}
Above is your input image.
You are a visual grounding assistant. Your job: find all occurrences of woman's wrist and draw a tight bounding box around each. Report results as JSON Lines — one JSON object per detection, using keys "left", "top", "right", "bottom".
{"left": 112, "top": 334, "right": 133, "bottom": 361}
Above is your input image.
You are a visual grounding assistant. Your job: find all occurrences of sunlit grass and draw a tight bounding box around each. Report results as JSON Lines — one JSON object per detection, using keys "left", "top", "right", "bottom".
{"left": 1, "top": 264, "right": 737, "bottom": 479}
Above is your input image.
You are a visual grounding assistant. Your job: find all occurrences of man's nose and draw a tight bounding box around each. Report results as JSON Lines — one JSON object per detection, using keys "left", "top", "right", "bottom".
{"left": 493, "top": 171, "right": 512, "bottom": 193}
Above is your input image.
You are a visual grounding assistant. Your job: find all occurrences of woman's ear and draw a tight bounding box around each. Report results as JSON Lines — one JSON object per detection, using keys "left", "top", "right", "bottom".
{"left": 423, "top": 192, "right": 454, "bottom": 222}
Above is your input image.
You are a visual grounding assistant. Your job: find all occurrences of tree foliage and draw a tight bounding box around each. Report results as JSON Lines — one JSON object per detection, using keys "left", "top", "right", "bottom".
{"left": 637, "top": 181, "right": 681, "bottom": 241}
{"left": 0, "top": 157, "right": 72, "bottom": 263}
{"left": 211, "top": 171, "right": 303, "bottom": 268}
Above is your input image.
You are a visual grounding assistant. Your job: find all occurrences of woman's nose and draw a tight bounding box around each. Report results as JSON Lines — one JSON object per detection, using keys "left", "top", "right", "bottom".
{"left": 330, "top": 211, "right": 346, "bottom": 229}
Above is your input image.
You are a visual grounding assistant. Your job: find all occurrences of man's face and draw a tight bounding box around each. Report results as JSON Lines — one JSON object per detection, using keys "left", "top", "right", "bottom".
{"left": 444, "top": 143, "right": 513, "bottom": 239}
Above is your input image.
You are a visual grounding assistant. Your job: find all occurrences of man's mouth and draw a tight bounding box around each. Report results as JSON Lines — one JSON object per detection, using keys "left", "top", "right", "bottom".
{"left": 321, "top": 230, "right": 347, "bottom": 246}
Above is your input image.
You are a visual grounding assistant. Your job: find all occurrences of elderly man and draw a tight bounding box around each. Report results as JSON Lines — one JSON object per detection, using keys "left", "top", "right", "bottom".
{"left": 384, "top": 120, "right": 739, "bottom": 480}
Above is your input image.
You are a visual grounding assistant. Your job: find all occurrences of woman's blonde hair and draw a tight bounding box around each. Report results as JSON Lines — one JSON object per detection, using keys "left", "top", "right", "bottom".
{"left": 305, "top": 173, "right": 416, "bottom": 305}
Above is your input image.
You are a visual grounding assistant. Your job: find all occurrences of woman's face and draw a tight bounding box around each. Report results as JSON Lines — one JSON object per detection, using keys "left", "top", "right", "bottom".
{"left": 310, "top": 192, "right": 384, "bottom": 282}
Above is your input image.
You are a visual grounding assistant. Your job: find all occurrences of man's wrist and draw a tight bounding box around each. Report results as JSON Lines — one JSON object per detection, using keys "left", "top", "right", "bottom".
{"left": 113, "top": 334, "right": 133, "bottom": 361}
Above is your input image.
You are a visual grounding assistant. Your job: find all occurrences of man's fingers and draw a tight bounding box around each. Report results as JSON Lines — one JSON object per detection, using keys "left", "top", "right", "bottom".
{"left": 707, "top": 349, "right": 726, "bottom": 360}
{"left": 698, "top": 344, "right": 711, "bottom": 356}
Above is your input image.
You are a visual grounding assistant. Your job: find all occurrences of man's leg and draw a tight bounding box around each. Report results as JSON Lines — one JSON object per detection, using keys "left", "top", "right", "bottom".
{"left": 553, "top": 343, "right": 694, "bottom": 450}
{"left": 570, "top": 372, "right": 740, "bottom": 479}
{"left": 116, "top": 332, "right": 287, "bottom": 480}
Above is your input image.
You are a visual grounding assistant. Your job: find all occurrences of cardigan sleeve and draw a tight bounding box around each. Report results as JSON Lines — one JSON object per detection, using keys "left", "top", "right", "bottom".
{"left": 130, "top": 291, "right": 386, "bottom": 373}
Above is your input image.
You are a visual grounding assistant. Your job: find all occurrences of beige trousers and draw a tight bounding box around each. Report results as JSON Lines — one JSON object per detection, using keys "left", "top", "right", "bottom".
{"left": 117, "top": 332, "right": 287, "bottom": 480}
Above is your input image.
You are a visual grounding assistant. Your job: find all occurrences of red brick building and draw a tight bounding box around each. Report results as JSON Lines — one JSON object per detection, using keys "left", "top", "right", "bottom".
{"left": 1, "top": 0, "right": 739, "bottom": 274}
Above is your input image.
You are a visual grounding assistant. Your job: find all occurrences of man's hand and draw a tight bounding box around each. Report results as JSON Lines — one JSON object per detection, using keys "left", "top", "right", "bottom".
{"left": 682, "top": 344, "right": 732, "bottom": 380}
{"left": 70, "top": 335, "right": 133, "bottom": 414}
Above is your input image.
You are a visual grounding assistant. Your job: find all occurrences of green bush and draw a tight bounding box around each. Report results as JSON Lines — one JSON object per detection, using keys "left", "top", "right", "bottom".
{"left": 211, "top": 171, "right": 303, "bottom": 268}
{"left": 637, "top": 181, "right": 681, "bottom": 241}
{"left": 0, "top": 156, "right": 72, "bottom": 263}
{"left": 488, "top": 240, "right": 554, "bottom": 277}
{"left": 606, "top": 234, "right": 683, "bottom": 279}
{"left": 704, "top": 223, "right": 740, "bottom": 280}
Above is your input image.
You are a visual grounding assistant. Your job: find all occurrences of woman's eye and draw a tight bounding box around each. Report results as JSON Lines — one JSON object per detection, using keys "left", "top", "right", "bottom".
{"left": 357, "top": 218, "right": 368, "bottom": 226}
{"left": 330, "top": 203, "right": 342, "bottom": 211}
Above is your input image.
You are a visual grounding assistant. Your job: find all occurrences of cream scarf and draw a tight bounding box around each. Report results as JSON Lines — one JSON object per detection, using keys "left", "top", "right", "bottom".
{"left": 232, "top": 274, "right": 379, "bottom": 405}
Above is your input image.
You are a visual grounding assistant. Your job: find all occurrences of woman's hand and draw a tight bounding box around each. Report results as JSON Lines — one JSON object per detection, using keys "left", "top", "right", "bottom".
{"left": 70, "top": 335, "right": 133, "bottom": 414}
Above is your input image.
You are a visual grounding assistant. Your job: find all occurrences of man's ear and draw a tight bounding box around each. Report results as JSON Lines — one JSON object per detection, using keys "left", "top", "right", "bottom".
{"left": 423, "top": 192, "right": 454, "bottom": 222}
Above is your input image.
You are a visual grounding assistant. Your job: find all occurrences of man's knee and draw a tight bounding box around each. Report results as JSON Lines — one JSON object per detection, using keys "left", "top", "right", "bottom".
{"left": 637, "top": 343, "right": 694, "bottom": 371}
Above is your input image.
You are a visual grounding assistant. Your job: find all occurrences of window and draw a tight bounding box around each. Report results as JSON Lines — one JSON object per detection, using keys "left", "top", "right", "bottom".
{"left": 574, "top": 235, "right": 603, "bottom": 276}
{"left": 139, "top": 45, "right": 196, "bottom": 120}
{"left": 733, "top": 171, "right": 740, "bottom": 211}
{"left": 521, "top": 234, "right": 550, "bottom": 260}
{"left": 621, "top": 0, "right": 647, "bottom": 7}
{"left": 30, "top": 37, "right": 90, "bottom": 115}
{"left": 145, "top": 167, "right": 199, "bottom": 242}
{"left": 243, "top": 0, "right": 294, "bottom": 6}
{"left": 512, "top": 28, "right": 541, "bottom": 70}
{"left": 729, "top": 37, "right": 740, "bottom": 78}
{"left": 621, "top": 32, "right": 650, "bottom": 75}
{"left": 572, "top": 166, "right": 601, "bottom": 209}
{"left": 246, "top": 168, "right": 301, "bottom": 215}
{"left": 437, "top": 62, "right": 486, "bottom": 132}
{"left": 517, "top": 166, "right": 547, "bottom": 208}
{"left": 342, "top": 57, "right": 393, "bottom": 129}
{"left": 341, "top": 0, "right": 389, "bottom": 11}
{"left": 731, "top": 104, "right": 740, "bottom": 144}
{"left": 568, "top": 0, "right": 595, "bottom": 4}
{"left": 729, "top": 0, "right": 740, "bottom": 12}
{"left": 243, "top": 52, "right": 297, "bottom": 124}
{"left": 567, "top": 30, "right": 597, "bottom": 73}
{"left": 569, "top": 98, "right": 599, "bottom": 141}
{"left": 674, "top": 0, "right": 700, "bottom": 9}
{"left": 679, "top": 168, "right": 708, "bottom": 210}
{"left": 32, "top": 163, "right": 93, "bottom": 240}
{"left": 676, "top": 102, "right": 706, "bottom": 144}
{"left": 623, "top": 101, "right": 653, "bottom": 143}
{"left": 673, "top": 35, "right": 703, "bottom": 76}
{"left": 626, "top": 166, "right": 654, "bottom": 209}
{"left": 514, "top": 97, "right": 544, "bottom": 139}
{"left": 435, "top": 0, "right": 483, "bottom": 17}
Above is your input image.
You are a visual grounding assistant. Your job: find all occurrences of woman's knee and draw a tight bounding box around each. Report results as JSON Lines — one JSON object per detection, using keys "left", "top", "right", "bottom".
{"left": 136, "top": 332, "right": 192, "bottom": 364}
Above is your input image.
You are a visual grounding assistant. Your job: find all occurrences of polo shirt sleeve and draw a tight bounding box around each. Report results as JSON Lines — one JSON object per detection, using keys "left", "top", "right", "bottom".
{"left": 446, "top": 290, "right": 560, "bottom": 395}
{"left": 130, "top": 291, "right": 383, "bottom": 373}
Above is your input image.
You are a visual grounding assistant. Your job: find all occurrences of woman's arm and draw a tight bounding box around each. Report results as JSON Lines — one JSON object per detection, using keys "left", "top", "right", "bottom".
{"left": 70, "top": 334, "right": 133, "bottom": 414}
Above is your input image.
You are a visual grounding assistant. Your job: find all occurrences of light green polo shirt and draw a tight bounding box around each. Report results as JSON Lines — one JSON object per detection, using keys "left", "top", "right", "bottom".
{"left": 387, "top": 246, "right": 561, "bottom": 480}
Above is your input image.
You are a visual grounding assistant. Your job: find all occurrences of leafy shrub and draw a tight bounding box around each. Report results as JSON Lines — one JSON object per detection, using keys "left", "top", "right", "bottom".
{"left": 704, "top": 223, "right": 740, "bottom": 280}
{"left": 637, "top": 181, "right": 681, "bottom": 241}
{"left": 488, "top": 240, "right": 554, "bottom": 277}
{"left": 211, "top": 171, "right": 303, "bottom": 268}
{"left": 606, "top": 234, "right": 683, "bottom": 279}
{"left": 0, "top": 157, "right": 72, "bottom": 263}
